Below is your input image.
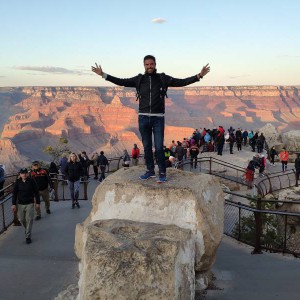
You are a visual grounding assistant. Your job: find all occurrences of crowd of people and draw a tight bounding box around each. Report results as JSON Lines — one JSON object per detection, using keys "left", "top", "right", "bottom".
{"left": 3, "top": 124, "right": 300, "bottom": 244}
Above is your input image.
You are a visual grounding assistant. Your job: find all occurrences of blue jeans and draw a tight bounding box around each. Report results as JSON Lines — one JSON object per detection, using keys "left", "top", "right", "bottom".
{"left": 138, "top": 115, "right": 166, "bottom": 174}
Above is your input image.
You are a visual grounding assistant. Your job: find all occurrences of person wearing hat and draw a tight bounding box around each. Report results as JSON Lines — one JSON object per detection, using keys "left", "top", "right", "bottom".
{"left": 30, "top": 161, "right": 53, "bottom": 219}
{"left": 12, "top": 168, "right": 41, "bottom": 244}
{"left": 279, "top": 147, "right": 289, "bottom": 172}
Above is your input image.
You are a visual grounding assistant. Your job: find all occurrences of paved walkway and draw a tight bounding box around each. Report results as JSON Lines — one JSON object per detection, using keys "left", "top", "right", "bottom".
{"left": 205, "top": 235, "right": 300, "bottom": 300}
{"left": 0, "top": 180, "right": 96, "bottom": 300}
{"left": 1, "top": 158, "right": 299, "bottom": 300}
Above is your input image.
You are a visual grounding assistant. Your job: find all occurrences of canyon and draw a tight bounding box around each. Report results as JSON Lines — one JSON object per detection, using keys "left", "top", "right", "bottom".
{"left": 0, "top": 85, "right": 300, "bottom": 172}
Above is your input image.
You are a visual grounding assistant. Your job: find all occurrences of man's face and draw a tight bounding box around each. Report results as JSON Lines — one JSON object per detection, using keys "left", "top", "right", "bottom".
{"left": 20, "top": 173, "right": 29, "bottom": 180}
{"left": 144, "top": 59, "right": 156, "bottom": 74}
{"left": 32, "top": 164, "right": 39, "bottom": 170}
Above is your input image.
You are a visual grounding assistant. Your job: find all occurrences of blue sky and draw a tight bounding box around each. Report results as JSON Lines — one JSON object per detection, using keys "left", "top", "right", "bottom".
{"left": 1, "top": 0, "right": 299, "bottom": 87}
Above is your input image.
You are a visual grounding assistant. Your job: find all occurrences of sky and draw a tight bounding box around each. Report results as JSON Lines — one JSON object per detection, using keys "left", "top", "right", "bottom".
{"left": 1, "top": 0, "right": 299, "bottom": 87}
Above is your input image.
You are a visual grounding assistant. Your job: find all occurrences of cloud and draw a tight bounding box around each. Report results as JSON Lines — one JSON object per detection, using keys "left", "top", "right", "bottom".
{"left": 14, "top": 66, "right": 91, "bottom": 75}
{"left": 151, "top": 18, "right": 166, "bottom": 24}
{"left": 228, "top": 74, "right": 250, "bottom": 79}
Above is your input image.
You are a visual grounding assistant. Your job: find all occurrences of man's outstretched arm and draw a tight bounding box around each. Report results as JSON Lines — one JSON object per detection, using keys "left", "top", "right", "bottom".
{"left": 91, "top": 62, "right": 137, "bottom": 87}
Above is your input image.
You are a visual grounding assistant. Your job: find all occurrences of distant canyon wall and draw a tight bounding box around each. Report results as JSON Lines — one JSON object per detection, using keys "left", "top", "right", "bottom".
{"left": 0, "top": 85, "right": 299, "bottom": 171}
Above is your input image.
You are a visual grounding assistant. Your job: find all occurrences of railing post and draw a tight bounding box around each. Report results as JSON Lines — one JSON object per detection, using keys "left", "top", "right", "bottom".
{"left": 1, "top": 204, "right": 6, "bottom": 231}
{"left": 283, "top": 212, "right": 288, "bottom": 252}
{"left": 209, "top": 157, "right": 212, "bottom": 174}
{"left": 52, "top": 175, "right": 59, "bottom": 202}
{"left": 238, "top": 203, "right": 241, "bottom": 241}
{"left": 252, "top": 196, "right": 263, "bottom": 254}
{"left": 83, "top": 178, "right": 88, "bottom": 200}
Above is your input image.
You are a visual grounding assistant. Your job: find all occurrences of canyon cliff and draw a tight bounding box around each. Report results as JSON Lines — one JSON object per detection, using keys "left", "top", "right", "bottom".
{"left": 0, "top": 85, "right": 299, "bottom": 172}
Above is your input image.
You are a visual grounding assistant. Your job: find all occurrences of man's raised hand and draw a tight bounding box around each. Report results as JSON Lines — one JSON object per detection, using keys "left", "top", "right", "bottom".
{"left": 91, "top": 63, "right": 103, "bottom": 76}
{"left": 198, "top": 63, "right": 210, "bottom": 79}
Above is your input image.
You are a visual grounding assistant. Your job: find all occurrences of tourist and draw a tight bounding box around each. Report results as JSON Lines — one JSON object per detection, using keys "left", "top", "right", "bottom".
{"left": 122, "top": 149, "right": 131, "bottom": 167}
{"left": 97, "top": 151, "right": 109, "bottom": 182}
{"left": 30, "top": 161, "right": 53, "bottom": 219}
{"left": 279, "top": 147, "right": 289, "bottom": 172}
{"left": 64, "top": 153, "right": 84, "bottom": 209}
{"left": 269, "top": 146, "right": 278, "bottom": 166}
{"left": 91, "top": 152, "right": 99, "bottom": 179}
{"left": 131, "top": 144, "right": 140, "bottom": 166}
{"left": 12, "top": 168, "right": 40, "bottom": 244}
{"left": 92, "top": 55, "right": 210, "bottom": 182}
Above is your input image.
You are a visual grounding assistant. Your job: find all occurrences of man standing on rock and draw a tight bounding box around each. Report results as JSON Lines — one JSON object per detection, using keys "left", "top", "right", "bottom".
{"left": 92, "top": 55, "right": 210, "bottom": 182}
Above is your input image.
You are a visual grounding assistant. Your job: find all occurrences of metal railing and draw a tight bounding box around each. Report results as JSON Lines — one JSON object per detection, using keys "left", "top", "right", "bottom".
{"left": 176, "top": 156, "right": 251, "bottom": 187}
{"left": 224, "top": 191, "right": 300, "bottom": 257}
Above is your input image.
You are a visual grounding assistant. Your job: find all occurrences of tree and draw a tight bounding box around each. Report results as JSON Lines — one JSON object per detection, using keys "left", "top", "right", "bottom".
{"left": 43, "top": 137, "right": 70, "bottom": 163}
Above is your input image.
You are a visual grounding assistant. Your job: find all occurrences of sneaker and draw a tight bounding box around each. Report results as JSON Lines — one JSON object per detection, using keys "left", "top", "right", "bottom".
{"left": 46, "top": 209, "right": 51, "bottom": 214}
{"left": 26, "top": 238, "right": 32, "bottom": 244}
{"left": 75, "top": 202, "right": 80, "bottom": 208}
{"left": 157, "top": 174, "right": 167, "bottom": 183}
{"left": 139, "top": 171, "right": 156, "bottom": 180}
{"left": 35, "top": 216, "right": 41, "bottom": 221}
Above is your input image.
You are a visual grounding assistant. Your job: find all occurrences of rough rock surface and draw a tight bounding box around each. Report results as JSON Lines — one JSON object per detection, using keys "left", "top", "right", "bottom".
{"left": 282, "top": 130, "right": 300, "bottom": 151}
{"left": 76, "top": 167, "right": 224, "bottom": 274}
{"left": 259, "top": 123, "right": 282, "bottom": 147}
{"left": 77, "top": 219, "right": 195, "bottom": 300}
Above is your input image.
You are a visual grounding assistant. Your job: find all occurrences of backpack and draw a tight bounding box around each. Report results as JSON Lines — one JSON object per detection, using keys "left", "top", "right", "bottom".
{"left": 136, "top": 73, "right": 168, "bottom": 101}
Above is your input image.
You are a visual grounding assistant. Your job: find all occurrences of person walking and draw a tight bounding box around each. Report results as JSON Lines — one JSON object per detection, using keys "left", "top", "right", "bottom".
{"left": 12, "top": 168, "right": 40, "bottom": 244}
{"left": 91, "top": 152, "right": 99, "bottom": 179}
{"left": 92, "top": 55, "right": 210, "bottom": 183}
{"left": 131, "top": 144, "right": 140, "bottom": 166}
{"left": 97, "top": 151, "right": 109, "bottom": 182}
{"left": 295, "top": 153, "right": 300, "bottom": 187}
{"left": 269, "top": 146, "right": 278, "bottom": 166}
{"left": 64, "top": 153, "right": 84, "bottom": 209}
{"left": 30, "top": 161, "right": 53, "bottom": 219}
{"left": 279, "top": 147, "right": 289, "bottom": 172}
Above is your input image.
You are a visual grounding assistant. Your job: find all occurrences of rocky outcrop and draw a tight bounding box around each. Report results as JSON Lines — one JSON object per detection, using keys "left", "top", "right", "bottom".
{"left": 76, "top": 219, "right": 195, "bottom": 300}
{"left": 282, "top": 130, "right": 300, "bottom": 151}
{"left": 0, "top": 138, "right": 29, "bottom": 172}
{"left": 76, "top": 167, "right": 223, "bottom": 273}
{"left": 259, "top": 123, "right": 282, "bottom": 147}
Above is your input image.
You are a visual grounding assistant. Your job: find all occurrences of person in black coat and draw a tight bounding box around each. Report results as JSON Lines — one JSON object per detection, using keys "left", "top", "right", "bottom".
{"left": 64, "top": 153, "right": 84, "bottom": 209}
{"left": 295, "top": 153, "right": 300, "bottom": 187}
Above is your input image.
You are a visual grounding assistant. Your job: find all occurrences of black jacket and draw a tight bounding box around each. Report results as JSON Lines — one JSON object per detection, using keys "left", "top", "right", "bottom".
{"left": 97, "top": 154, "right": 109, "bottom": 167}
{"left": 106, "top": 72, "right": 199, "bottom": 114}
{"left": 12, "top": 177, "right": 40, "bottom": 205}
{"left": 64, "top": 162, "right": 84, "bottom": 182}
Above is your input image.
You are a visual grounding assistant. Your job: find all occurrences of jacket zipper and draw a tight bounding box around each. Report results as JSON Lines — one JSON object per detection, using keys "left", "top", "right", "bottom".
{"left": 149, "top": 76, "right": 152, "bottom": 113}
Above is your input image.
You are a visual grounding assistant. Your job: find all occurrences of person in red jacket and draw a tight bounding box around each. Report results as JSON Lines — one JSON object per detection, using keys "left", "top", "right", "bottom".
{"left": 279, "top": 147, "right": 289, "bottom": 172}
{"left": 131, "top": 144, "right": 140, "bottom": 166}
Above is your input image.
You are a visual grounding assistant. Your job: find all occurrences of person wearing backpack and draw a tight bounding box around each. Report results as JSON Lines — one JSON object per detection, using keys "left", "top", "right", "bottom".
{"left": 92, "top": 55, "right": 210, "bottom": 183}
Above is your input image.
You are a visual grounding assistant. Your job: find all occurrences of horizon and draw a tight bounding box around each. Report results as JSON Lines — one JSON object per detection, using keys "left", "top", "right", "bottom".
{"left": 1, "top": 0, "right": 299, "bottom": 87}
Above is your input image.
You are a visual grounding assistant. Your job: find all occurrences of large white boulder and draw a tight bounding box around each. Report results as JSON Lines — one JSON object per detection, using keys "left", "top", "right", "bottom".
{"left": 76, "top": 167, "right": 224, "bottom": 274}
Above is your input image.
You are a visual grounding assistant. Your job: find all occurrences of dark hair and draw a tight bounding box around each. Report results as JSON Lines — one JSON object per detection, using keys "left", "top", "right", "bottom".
{"left": 100, "top": 151, "right": 104, "bottom": 155}
{"left": 144, "top": 55, "right": 156, "bottom": 63}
